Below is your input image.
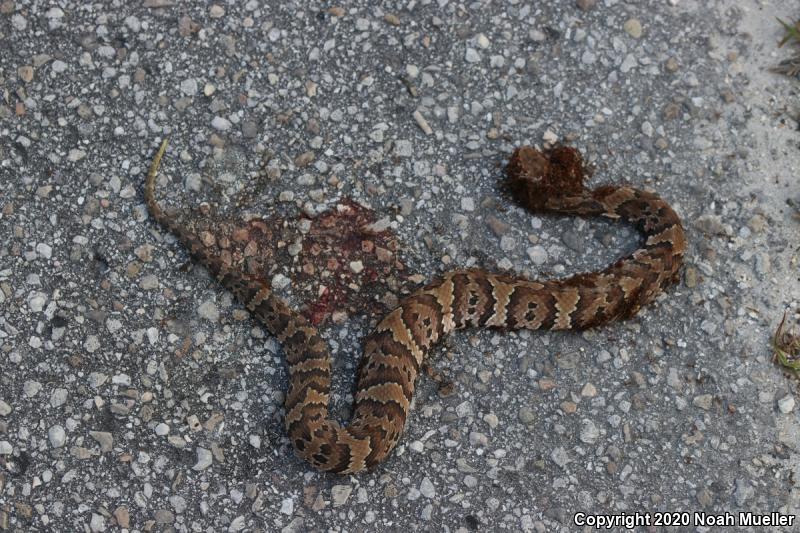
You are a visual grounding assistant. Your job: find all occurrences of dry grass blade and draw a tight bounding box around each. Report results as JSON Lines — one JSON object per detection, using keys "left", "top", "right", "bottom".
{"left": 770, "top": 56, "right": 800, "bottom": 78}
{"left": 774, "top": 17, "right": 800, "bottom": 80}
{"left": 777, "top": 17, "right": 800, "bottom": 47}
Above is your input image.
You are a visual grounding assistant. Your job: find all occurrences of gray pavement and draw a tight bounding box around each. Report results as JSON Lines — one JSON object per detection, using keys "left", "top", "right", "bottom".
{"left": 1, "top": 0, "right": 800, "bottom": 531}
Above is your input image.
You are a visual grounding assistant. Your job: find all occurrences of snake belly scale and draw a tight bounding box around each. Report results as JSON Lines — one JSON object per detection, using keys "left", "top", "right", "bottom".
{"left": 144, "top": 141, "right": 686, "bottom": 474}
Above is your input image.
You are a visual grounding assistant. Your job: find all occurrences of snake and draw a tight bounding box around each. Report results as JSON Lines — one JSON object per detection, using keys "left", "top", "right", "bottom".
{"left": 144, "top": 140, "right": 686, "bottom": 474}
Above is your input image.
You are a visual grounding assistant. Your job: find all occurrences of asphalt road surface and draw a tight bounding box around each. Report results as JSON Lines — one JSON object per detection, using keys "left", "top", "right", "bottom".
{"left": 1, "top": 1, "right": 799, "bottom": 531}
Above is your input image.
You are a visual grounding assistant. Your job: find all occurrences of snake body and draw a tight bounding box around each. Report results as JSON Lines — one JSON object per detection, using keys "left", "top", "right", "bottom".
{"left": 145, "top": 142, "right": 686, "bottom": 474}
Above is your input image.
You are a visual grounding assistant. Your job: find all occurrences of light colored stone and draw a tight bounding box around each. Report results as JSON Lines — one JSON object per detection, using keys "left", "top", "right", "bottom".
{"left": 229, "top": 516, "right": 246, "bottom": 532}
{"left": 155, "top": 509, "right": 174, "bottom": 524}
{"left": 693, "top": 394, "right": 713, "bottom": 410}
{"left": 180, "top": 78, "right": 198, "bottom": 95}
{"left": 18, "top": 65, "right": 34, "bottom": 82}
{"left": 778, "top": 395, "right": 795, "bottom": 414}
{"left": 620, "top": 54, "right": 637, "bottom": 73}
{"left": 579, "top": 420, "right": 600, "bottom": 444}
{"left": 49, "top": 425, "right": 66, "bottom": 448}
{"left": 331, "top": 484, "right": 352, "bottom": 506}
{"left": 84, "top": 335, "right": 101, "bottom": 353}
{"left": 27, "top": 291, "right": 46, "bottom": 312}
{"left": 198, "top": 300, "right": 219, "bottom": 321}
{"left": 469, "top": 431, "right": 488, "bottom": 446}
{"left": 500, "top": 236, "right": 516, "bottom": 252}
{"left": 89, "top": 373, "right": 108, "bottom": 389}
{"left": 624, "top": 18, "right": 642, "bottom": 38}
{"left": 419, "top": 477, "right": 435, "bottom": 498}
{"left": 550, "top": 446, "right": 569, "bottom": 467}
{"left": 90, "top": 431, "right": 113, "bottom": 452}
{"left": 89, "top": 513, "right": 105, "bottom": 532}
{"left": 193, "top": 447, "right": 213, "bottom": 470}
{"left": 212, "top": 116, "right": 232, "bottom": 131}
{"left": 394, "top": 140, "right": 413, "bottom": 157}
{"left": 169, "top": 495, "right": 187, "bottom": 514}
{"left": 23, "top": 380, "right": 42, "bottom": 397}
{"left": 271, "top": 273, "right": 291, "bottom": 290}
{"left": 140, "top": 274, "right": 159, "bottom": 290}
{"left": 106, "top": 318, "right": 123, "bottom": 334}
{"left": 112, "top": 374, "right": 131, "bottom": 386}
{"left": 465, "top": 48, "right": 481, "bottom": 63}
{"left": 114, "top": 507, "right": 130, "bottom": 529}
{"left": 67, "top": 149, "right": 85, "bottom": 162}
{"left": 527, "top": 245, "right": 547, "bottom": 265}
{"left": 50, "top": 388, "right": 68, "bottom": 408}
{"left": 518, "top": 406, "right": 536, "bottom": 425}
{"left": 36, "top": 242, "right": 52, "bottom": 259}
{"left": 456, "top": 400, "right": 473, "bottom": 417}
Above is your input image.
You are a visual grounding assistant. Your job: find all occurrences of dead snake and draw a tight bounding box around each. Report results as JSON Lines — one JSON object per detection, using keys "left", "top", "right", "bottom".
{"left": 144, "top": 141, "right": 686, "bottom": 474}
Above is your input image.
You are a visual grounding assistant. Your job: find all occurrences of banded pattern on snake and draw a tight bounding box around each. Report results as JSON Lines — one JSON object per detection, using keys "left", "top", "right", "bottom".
{"left": 145, "top": 142, "right": 686, "bottom": 474}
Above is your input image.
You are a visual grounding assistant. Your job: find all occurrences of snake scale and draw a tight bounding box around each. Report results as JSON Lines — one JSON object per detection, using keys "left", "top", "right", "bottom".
{"left": 145, "top": 141, "right": 686, "bottom": 474}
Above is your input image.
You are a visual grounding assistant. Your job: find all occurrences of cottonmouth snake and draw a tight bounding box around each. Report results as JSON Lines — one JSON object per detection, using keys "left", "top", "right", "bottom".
{"left": 145, "top": 141, "right": 686, "bottom": 474}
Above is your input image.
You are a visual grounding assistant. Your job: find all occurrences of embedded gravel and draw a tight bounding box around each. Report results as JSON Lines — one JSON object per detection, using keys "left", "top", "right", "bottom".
{"left": 1, "top": 1, "right": 800, "bottom": 532}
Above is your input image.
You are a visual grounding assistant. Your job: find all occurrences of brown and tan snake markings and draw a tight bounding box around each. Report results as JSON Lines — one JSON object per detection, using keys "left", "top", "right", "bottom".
{"left": 145, "top": 140, "right": 686, "bottom": 474}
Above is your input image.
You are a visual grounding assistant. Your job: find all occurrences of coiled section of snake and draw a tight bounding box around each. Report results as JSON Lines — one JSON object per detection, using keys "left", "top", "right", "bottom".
{"left": 145, "top": 141, "right": 686, "bottom": 474}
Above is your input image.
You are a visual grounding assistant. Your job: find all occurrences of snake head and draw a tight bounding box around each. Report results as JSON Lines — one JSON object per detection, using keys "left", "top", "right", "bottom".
{"left": 505, "top": 145, "right": 587, "bottom": 210}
